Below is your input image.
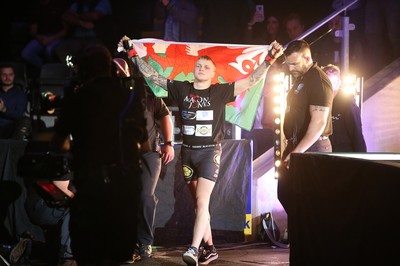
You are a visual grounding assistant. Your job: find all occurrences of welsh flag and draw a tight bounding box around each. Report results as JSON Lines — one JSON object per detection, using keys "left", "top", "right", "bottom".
{"left": 122, "top": 38, "right": 271, "bottom": 131}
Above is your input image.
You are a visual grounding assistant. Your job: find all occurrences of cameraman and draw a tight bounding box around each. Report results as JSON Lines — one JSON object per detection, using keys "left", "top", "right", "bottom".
{"left": 50, "top": 44, "right": 149, "bottom": 265}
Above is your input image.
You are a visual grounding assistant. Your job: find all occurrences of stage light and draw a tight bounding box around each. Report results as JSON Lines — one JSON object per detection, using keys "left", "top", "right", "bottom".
{"left": 341, "top": 73, "right": 364, "bottom": 110}
{"left": 273, "top": 96, "right": 281, "bottom": 104}
{"left": 274, "top": 171, "right": 279, "bottom": 178}
{"left": 342, "top": 73, "right": 357, "bottom": 95}
{"left": 273, "top": 107, "right": 281, "bottom": 114}
{"left": 272, "top": 72, "right": 290, "bottom": 179}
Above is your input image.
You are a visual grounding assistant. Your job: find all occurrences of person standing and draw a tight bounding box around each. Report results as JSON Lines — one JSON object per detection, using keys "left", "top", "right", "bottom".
{"left": 121, "top": 36, "right": 283, "bottom": 265}
{"left": 278, "top": 40, "right": 333, "bottom": 212}
{"left": 281, "top": 39, "right": 333, "bottom": 164}
{"left": 322, "top": 64, "right": 367, "bottom": 152}
{"left": 113, "top": 56, "right": 175, "bottom": 262}
{"left": 131, "top": 86, "right": 175, "bottom": 261}
{"left": 50, "top": 44, "right": 149, "bottom": 265}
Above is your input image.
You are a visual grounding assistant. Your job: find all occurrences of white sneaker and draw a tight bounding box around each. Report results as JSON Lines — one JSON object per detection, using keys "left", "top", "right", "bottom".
{"left": 182, "top": 246, "right": 198, "bottom": 265}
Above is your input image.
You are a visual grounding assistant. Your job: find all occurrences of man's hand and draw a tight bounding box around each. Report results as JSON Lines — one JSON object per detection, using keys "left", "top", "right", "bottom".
{"left": 117, "top": 36, "right": 138, "bottom": 58}
{"left": 0, "top": 99, "right": 6, "bottom": 112}
{"left": 265, "top": 41, "right": 284, "bottom": 65}
{"left": 161, "top": 145, "right": 174, "bottom": 165}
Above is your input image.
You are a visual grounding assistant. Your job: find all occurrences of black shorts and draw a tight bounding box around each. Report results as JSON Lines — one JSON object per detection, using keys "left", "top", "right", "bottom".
{"left": 181, "top": 144, "right": 222, "bottom": 183}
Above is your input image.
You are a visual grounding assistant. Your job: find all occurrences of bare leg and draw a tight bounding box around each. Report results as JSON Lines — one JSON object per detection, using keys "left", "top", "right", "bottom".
{"left": 187, "top": 178, "right": 215, "bottom": 249}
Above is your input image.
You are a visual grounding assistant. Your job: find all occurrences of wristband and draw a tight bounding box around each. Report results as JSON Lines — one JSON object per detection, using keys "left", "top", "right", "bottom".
{"left": 265, "top": 49, "right": 276, "bottom": 65}
{"left": 128, "top": 49, "right": 138, "bottom": 58}
{"left": 164, "top": 141, "right": 174, "bottom": 147}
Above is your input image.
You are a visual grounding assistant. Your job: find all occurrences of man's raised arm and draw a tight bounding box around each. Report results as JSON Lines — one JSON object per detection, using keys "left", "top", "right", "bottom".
{"left": 132, "top": 56, "right": 168, "bottom": 90}
{"left": 118, "top": 36, "right": 168, "bottom": 90}
{"left": 234, "top": 40, "right": 283, "bottom": 96}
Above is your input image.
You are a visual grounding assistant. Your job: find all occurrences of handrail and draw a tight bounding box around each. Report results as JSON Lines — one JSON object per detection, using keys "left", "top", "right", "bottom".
{"left": 284, "top": 0, "right": 359, "bottom": 75}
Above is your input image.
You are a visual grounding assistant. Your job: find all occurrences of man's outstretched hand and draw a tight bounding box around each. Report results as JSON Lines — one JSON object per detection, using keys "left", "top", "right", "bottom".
{"left": 117, "top": 35, "right": 137, "bottom": 57}
{"left": 265, "top": 40, "right": 284, "bottom": 65}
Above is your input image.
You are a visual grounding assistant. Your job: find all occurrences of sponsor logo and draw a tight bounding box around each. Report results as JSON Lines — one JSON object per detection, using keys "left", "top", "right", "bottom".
{"left": 181, "top": 110, "right": 196, "bottom": 120}
{"left": 295, "top": 83, "right": 304, "bottom": 94}
{"left": 195, "top": 124, "right": 212, "bottom": 137}
{"left": 183, "top": 125, "right": 195, "bottom": 135}
{"left": 183, "top": 93, "right": 211, "bottom": 109}
{"left": 196, "top": 110, "right": 213, "bottom": 121}
{"left": 183, "top": 164, "right": 193, "bottom": 183}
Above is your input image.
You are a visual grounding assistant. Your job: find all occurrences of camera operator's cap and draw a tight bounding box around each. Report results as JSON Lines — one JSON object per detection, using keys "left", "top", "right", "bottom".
{"left": 113, "top": 58, "right": 130, "bottom": 77}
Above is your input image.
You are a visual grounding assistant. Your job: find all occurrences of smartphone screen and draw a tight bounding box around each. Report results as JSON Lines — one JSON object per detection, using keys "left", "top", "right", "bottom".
{"left": 255, "top": 5, "right": 265, "bottom": 22}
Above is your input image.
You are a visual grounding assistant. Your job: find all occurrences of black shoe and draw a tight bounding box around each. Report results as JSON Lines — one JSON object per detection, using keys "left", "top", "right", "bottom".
{"left": 9, "top": 238, "right": 32, "bottom": 265}
{"left": 123, "top": 243, "right": 152, "bottom": 264}
{"left": 199, "top": 245, "right": 218, "bottom": 265}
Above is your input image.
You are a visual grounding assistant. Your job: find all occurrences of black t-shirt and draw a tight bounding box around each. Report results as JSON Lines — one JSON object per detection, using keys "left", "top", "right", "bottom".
{"left": 283, "top": 62, "right": 333, "bottom": 142}
{"left": 143, "top": 87, "right": 170, "bottom": 150}
{"left": 167, "top": 80, "right": 235, "bottom": 146}
{"left": 54, "top": 76, "right": 148, "bottom": 170}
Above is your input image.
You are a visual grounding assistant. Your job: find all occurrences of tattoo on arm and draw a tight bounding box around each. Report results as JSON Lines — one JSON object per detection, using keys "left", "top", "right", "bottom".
{"left": 249, "top": 61, "right": 269, "bottom": 84}
{"left": 310, "top": 105, "right": 329, "bottom": 112}
{"left": 134, "top": 57, "right": 168, "bottom": 89}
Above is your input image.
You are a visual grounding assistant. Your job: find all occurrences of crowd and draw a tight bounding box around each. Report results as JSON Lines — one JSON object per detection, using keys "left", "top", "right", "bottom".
{"left": 1, "top": 0, "right": 396, "bottom": 265}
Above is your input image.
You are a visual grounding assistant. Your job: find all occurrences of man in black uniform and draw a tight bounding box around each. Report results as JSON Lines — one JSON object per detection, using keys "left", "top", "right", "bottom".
{"left": 50, "top": 44, "right": 149, "bottom": 265}
{"left": 279, "top": 40, "right": 333, "bottom": 212}
{"left": 282, "top": 40, "right": 334, "bottom": 164}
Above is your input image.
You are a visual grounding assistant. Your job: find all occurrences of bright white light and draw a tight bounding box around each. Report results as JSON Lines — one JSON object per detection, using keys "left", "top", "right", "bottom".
{"left": 274, "top": 171, "right": 279, "bottom": 178}
{"left": 273, "top": 107, "right": 281, "bottom": 114}
{"left": 342, "top": 74, "right": 357, "bottom": 95}
{"left": 273, "top": 84, "right": 283, "bottom": 93}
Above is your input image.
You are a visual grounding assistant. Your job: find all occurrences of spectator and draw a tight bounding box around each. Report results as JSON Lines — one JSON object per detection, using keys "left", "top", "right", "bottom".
{"left": 283, "top": 12, "right": 305, "bottom": 42}
{"left": 55, "top": 0, "right": 113, "bottom": 64}
{"left": 322, "top": 64, "right": 366, "bottom": 152}
{"left": 247, "top": 12, "right": 286, "bottom": 45}
{"left": 159, "top": 0, "right": 200, "bottom": 42}
{"left": 20, "top": 0, "right": 69, "bottom": 79}
{"left": 199, "top": 0, "right": 254, "bottom": 44}
{"left": 0, "top": 64, "right": 31, "bottom": 140}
